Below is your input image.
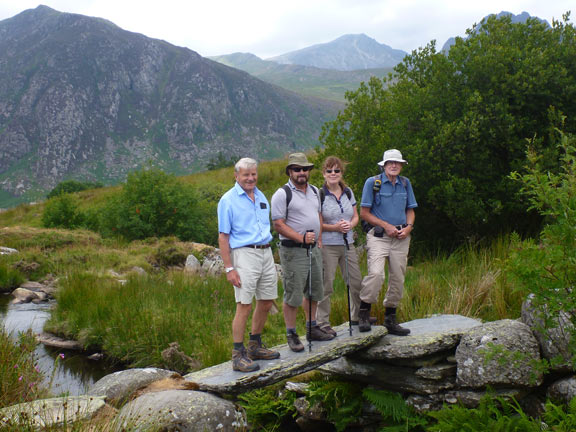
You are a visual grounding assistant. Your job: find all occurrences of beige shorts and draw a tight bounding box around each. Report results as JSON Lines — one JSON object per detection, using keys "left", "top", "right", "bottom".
{"left": 232, "top": 247, "right": 278, "bottom": 304}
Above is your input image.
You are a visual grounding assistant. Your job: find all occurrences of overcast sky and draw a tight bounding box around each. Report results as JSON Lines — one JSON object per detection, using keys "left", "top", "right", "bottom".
{"left": 0, "top": 1, "right": 573, "bottom": 59}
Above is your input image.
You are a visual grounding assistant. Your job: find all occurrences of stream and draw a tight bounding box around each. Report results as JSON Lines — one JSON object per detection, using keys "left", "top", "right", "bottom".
{"left": 0, "top": 294, "right": 121, "bottom": 396}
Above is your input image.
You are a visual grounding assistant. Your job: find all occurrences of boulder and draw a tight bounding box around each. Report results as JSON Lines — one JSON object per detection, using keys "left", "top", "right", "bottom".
{"left": 455, "top": 319, "right": 543, "bottom": 388}
{"left": 88, "top": 367, "right": 175, "bottom": 406}
{"left": 184, "top": 254, "right": 202, "bottom": 274}
{"left": 201, "top": 253, "right": 224, "bottom": 276}
{"left": 0, "top": 396, "right": 106, "bottom": 428}
{"left": 521, "top": 294, "right": 574, "bottom": 372}
{"left": 0, "top": 246, "right": 18, "bottom": 255}
{"left": 11, "top": 287, "right": 40, "bottom": 304}
{"left": 115, "top": 390, "right": 245, "bottom": 431}
{"left": 36, "top": 333, "right": 83, "bottom": 351}
{"left": 547, "top": 376, "right": 576, "bottom": 405}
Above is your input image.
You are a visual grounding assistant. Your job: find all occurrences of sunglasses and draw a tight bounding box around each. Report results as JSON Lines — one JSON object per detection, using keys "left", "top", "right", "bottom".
{"left": 325, "top": 169, "right": 341, "bottom": 174}
{"left": 291, "top": 166, "right": 312, "bottom": 172}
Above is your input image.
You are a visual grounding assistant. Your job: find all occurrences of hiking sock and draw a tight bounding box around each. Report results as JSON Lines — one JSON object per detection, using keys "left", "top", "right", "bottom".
{"left": 233, "top": 342, "right": 244, "bottom": 351}
{"left": 286, "top": 328, "right": 297, "bottom": 336}
{"left": 249, "top": 333, "right": 262, "bottom": 344}
{"left": 306, "top": 320, "right": 317, "bottom": 327}
{"left": 360, "top": 301, "right": 372, "bottom": 311}
{"left": 385, "top": 307, "right": 397, "bottom": 316}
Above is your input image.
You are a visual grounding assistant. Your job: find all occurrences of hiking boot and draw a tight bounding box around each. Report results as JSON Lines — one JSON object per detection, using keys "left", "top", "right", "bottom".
{"left": 287, "top": 332, "right": 305, "bottom": 352}
{"left": 232, "top": 348, "right": 260, "bottom": 372}
{"left": 306, "top": 325, "right": 335, "bottom": 341}
{"left": 358, "top": 308, "right": 372, "bottom": 332}
{"left": 247, "top": 340, "right": 280, "bottom": 360}
{"left": 350, "top": 316, "right": 378, "bottom": 326}
{"left": 384, "top": 314, "right": 411, "bottom": 336}
{"left": 319, "top": 324, "right": 337, "bottom": 338}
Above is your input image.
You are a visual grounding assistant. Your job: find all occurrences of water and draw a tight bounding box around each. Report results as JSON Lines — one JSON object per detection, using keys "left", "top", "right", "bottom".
{"left": 0, "top": 294, "right": 121, "bottom": 396}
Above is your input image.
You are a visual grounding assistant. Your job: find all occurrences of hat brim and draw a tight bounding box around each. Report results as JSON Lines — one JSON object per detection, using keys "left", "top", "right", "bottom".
{"left": 378, "top": 159, "right": 407, "bottom": 166}
{"left": 286, "top": 163, "right": 314, "bottom": 170}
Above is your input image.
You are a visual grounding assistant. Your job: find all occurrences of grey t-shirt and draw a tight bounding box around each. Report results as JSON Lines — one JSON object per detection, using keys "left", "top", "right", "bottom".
{"left": 321, "top": 186, "right": 357, "bottom": 246}
{"left": 271, "top": 180, "right": 321, "bottom": 240}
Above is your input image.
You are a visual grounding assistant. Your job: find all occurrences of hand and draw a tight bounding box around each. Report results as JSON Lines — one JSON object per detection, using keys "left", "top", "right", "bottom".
{"left": 397, "top": 225, "right": 412, "bottom": 239}
{"left": 304, "top": 231, "right": 316, "bottom": 244}
{"left": 385, "top": 224, "right": 398, "bottom": 238}
{"left": 338, "top": 220, "right": 351, "bottom": 233}
{"left": 226, "top": 269, "right": 241, "bottom": 287}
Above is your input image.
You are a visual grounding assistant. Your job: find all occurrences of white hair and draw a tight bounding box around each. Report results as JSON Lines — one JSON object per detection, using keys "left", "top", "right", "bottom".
{"left": 234, "top": 157, "right": 258, "bottom": 172}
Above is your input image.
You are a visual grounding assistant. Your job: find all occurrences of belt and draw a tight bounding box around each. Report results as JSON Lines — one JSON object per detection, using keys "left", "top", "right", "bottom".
{"left": 280, "top": 240, "right": 316, "bottom": 248}
{"left": 243, "top": 244, "right": 270, "bottom": 249}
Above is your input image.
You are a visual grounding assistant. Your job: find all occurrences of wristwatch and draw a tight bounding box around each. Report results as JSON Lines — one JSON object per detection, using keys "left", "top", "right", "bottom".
{"left": 225, "top": 267, "right": 235, "bottom": 273}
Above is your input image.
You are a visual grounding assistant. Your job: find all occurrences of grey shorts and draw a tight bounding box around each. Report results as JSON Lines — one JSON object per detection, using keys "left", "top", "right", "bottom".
{"left": 279, "top": 245, "right": 323, "bottom": 307}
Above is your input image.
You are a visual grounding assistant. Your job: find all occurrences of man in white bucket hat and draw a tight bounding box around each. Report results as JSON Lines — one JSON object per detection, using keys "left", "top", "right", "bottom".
{"left": 357, "top": 149, "right": 417, "bottom": 335}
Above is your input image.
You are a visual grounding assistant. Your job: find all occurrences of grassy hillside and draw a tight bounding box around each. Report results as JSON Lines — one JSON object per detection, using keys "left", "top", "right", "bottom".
{"left": 210, "top": 53, "right": 393, "bottom": 103}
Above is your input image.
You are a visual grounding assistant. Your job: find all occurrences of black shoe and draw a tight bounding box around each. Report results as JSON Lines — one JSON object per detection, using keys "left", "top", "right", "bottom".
{"left": 358, "top": 308, "right": 372, "bottom": 332}
{"left": 384, "top": 314, "right": 410, "bottom": 336}
{"left": 307, "top": 325, "right": 335, "bottom": 341}
{"left": 350, "top": 317, "right": 377, "bottom": 325}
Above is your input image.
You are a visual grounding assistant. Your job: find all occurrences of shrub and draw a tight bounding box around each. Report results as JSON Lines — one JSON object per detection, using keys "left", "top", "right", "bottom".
{"left": 47, "top": 180, "right": 103, "bottom": 198}
{"left": 41, "top": 194, "right": 84, "bottom": 229}
{"left": 98, "top": 167, "right": 212, "bottom": 243}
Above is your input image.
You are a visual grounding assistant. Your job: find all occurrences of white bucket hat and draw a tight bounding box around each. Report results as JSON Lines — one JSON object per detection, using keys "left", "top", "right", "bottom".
{"left": 377, "top": 149, "right": 407, "bottom": 167}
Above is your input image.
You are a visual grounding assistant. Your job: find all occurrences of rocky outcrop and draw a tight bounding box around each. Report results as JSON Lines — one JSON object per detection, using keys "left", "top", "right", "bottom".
{"left": 10, "top": 280, "right": 56, "bottom": 304}
{"left": 0, "top": 6, "right": 339, "bottom": 205}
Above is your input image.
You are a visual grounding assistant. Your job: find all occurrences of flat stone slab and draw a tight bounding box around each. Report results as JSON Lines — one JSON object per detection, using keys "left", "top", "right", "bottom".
{"left": 356, "top": 314, "right": 482, "bottom": 361}
{"left": 37, "top": 332, "right": 83, "bottom": 350}
{"left": 184, "top": 322, "right": 387, "bottom": 394}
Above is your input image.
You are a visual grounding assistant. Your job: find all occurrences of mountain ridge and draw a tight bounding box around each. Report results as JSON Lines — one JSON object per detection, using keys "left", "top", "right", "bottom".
{"left": 0, "top": 6, "right": 339, "bottom": 207}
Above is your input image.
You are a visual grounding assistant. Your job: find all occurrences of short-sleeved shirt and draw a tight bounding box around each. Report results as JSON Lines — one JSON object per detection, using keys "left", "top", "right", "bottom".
{"left": 321, "top": 185, "right": 357, "bottom": 246}
{"left": 360, "top": 175, "right": 418, "bottom": 226}
{"left": 271, "top": 180, "right": 321, "bottom": 240}
{"left": 217, "top": 182, "right": 273, "bottom": 249}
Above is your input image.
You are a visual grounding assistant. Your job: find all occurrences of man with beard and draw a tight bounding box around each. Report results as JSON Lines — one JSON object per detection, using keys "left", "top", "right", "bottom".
{"left": 271, "top": 153, "right": 335, "bottom": 352}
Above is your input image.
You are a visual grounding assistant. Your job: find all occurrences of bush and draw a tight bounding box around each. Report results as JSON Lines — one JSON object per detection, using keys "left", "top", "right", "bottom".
{"left": 41, "top": 194, "right": 84, "bottom": 229}
{"left": 98, "top": 167, "right": 212, "bottom": 243}
{"left": 47, "top": 180, "right": 103, "bottom": 198}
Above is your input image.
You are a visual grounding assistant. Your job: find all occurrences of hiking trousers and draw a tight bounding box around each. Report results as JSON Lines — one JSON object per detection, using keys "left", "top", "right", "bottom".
{"left": 317, "top": 244, "right": 363, "bottom": 326}
{"left": 360, "top": 230, "right": 411, "bottom": 308}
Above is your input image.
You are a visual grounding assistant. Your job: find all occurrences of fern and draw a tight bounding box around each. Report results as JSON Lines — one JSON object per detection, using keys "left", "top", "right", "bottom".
{"left": 362, "top": 388, "right": 428, "bottom": 431}
{"left": 238, "top": 387, "right": 297, "bottom": 431}
{"left": 306, "top": 379, "right": 363, "bottom": 432}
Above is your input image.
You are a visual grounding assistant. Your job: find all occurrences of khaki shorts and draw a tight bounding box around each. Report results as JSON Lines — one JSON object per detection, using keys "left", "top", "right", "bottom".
{"left": 279, "top": 245, "right": 323, "bottom": 307}
{"left": 231, "top": 247, "right": 278, "bottom": 304}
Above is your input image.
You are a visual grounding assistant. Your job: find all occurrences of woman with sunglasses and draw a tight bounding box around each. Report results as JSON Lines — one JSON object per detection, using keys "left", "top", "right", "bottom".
{"left": 317, "top": 156, "right": 363, "bottom": 336}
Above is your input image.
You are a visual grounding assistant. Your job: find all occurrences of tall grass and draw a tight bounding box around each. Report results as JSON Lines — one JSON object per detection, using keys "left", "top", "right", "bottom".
{"left": 0, "top": 329, "right": 46, "bottom": 408}
{"left": 328, "top": 236, "right": 524, "bottom": 325}
{"left": 45, "top": 271, "right": 290, "bottom": 369}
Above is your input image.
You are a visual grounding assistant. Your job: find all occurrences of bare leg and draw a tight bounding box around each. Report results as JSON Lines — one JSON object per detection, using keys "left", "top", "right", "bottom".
{"left": 232, "top": 303, "right": 252, "bottom": 343}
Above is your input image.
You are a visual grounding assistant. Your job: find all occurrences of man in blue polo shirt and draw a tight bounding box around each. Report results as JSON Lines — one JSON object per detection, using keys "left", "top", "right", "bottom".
{"left": 358, "top": 149, "right": 417, "bottom": 335}
{"left": 218, "top": 157, "right": 280, "bottom": 372}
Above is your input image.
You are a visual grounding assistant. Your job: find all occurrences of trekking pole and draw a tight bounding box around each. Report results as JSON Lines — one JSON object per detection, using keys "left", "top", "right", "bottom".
{"left": 343, "top": 233, "right": 353, "bottom": 336}
{"left": 306, "top": 229, "right": 314, "bottom": 352}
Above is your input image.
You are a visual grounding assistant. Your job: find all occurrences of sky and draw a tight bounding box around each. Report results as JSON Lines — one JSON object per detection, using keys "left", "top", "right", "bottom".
{"left": 0, "top": 1, "right": 573, "bottom": 59}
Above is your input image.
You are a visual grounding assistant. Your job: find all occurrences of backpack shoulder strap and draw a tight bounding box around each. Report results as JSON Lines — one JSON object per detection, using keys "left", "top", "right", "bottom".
{"left": 399, "top": 176, "right": 408, "bottom": 189}
{"left": 344, "top": 187, "right": 352, "bottom": 201}
{"left": 319, "top": 187, "right": 325, "bottom": 207}
{"left": 282, "top": 184, "right": 292, "bottom": 219}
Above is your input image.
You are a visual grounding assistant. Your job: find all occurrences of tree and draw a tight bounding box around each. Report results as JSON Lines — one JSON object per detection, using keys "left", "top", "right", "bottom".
{"left": 100, "top": 167, "right": 212, "bottom": 243}
{"left": 318, "top": 13, "right": 576, "bottom": 252}
{"left": 47, "top": 180, "right": 103, "bottom": 198}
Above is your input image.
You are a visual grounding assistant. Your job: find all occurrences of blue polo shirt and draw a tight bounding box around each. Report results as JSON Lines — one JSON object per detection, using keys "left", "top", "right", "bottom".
{"left": 360, "top": 175, "right": 417, "bottom": 226}
{"left": 217, "top": 182, "right": 273, "bottom": 249}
